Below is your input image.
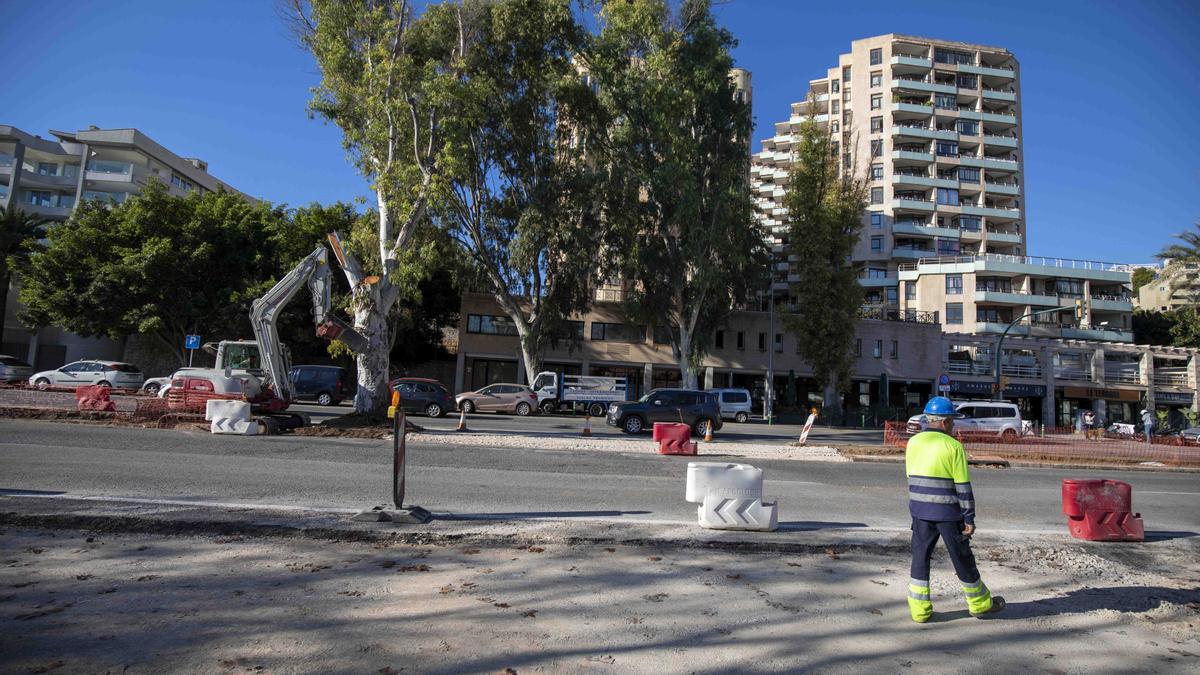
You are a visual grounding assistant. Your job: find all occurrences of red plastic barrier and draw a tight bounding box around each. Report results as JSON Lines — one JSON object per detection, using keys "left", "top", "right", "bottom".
{"left": 1061, "top": 479, "right": 1144, "bottom": 542}
{"left": 75, "top": 385, "right": 117, "bottom": 412}
{"left": 653, "top": 422, "right": 697, "bottom": 456}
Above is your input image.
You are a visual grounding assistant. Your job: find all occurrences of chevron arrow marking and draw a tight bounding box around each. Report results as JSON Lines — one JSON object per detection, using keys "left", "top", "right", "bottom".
{"left": 711, "top": 498, "right": 758, "bottom": 526}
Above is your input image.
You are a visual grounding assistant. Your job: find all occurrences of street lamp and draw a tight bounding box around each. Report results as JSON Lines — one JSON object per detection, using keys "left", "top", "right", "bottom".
{"left": 993, "top": 304, "right": 1080, "bottom": 399}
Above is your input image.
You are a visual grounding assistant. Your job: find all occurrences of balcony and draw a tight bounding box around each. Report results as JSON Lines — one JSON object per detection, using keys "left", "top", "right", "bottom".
{"left": 975, "top": 290, "right": 1059, "bottom": 306}
{"left": 1001, "top": 363, "right": 1042, "bottom": 378}
{"left": 981, "top": 88, "right": 1017, "bottom": 102}
{"left": 1154, "top": 368, "right": 1190, "bottom": 388}
{"left": 1103, "top": 367, "right": 1142, "bottom": 385}
{"left": 893, "top": 246, "right": 935, "bottom": 259}
{"left": 891, "top": 173, "right": 957, "bottom": 190}
{"left": 858, "top": 306, "right": 939, "bottom": 324}
{"left": 1054, "top": 367, "right": 1093, "bottom": 382}
{"left": 985, "top": 228, "right": 1023, "bottom": 244}
{"left": 85, "top": 159, "right": 137, "bottom": 184}
{"left": 981, "top": 110, "right": 1018, "bottom": 125}
{"left": 21, "top": 169, "right": 78, "bottom": 188}
{"left": 858, "top": 275, "right": 898, "bottom": 287}
{"left": 892, "top": 102, "right": 933, "bottom": 116}
{"left": 892, "top": 78, "right": 956, "bottom": 95}
{"left": 984, "top": 180, "right": 1020, "bottom": 195}
{"left": 975, "top": 321, "right": 1029, "bottom": 336}
{"left": 891, "top": 196, "right": 936, "bottom": 212}
{"left": 959, "top": 63, "right": 1016, "bottom": 79}
{"left": 1089, "top": 294, "right": 1133, "bottom": 312}
{"left": 20, "top": 202, "right": 72, "bottom": 219}
{"left": 891, "top": 149, "right": 934, "bottom": 163}
{"left": 892, "top": 124, "right": 938, "bottom": 140}
{"left": 1061, "top": 326, "right": 1133, "bottom": 342}
{"left": 984, "top": 134, "right": 1019, "bottom": 148}
{"left": 893, "top": 221, "right": 959, "bottom": 238}
{"left": 959, "top": 155, "right": 1020, "bottom": 171}
{"left": 891, "top": 55, "right": 932, "bottom": 69}
{"left": 945, "top": 360, "right": 991, "bottom": 376}
{"left": 961, "top": 203, "right": 1021, "bottom": 219}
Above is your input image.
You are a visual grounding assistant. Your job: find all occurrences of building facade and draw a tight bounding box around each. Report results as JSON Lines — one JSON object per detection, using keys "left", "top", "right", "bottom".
{"left": 1, "top": 124, "right": 248, "bottom": 369}
{"left": 1136, "top": 262, "right": 1199, "bottom": 312}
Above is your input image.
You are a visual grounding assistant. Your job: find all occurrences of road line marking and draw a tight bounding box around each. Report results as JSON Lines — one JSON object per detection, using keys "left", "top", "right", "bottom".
{"left": 1139, "top": 491, "right": 1200, "bottom": 496}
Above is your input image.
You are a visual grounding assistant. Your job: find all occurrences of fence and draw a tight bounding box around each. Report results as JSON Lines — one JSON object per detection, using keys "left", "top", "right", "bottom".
{"left": 0, "top": 384, "right": 205, "bottom": 427}
{"left": 883, "top": 421, "right": 1200, "bottom": 468}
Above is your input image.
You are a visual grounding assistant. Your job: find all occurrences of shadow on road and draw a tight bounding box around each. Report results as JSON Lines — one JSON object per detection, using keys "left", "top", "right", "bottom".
{"left": 777, "top": 521, "right": 869, "bottom": 532}
{"left": 0, "top": 488, "right": 67, "bottom": 497}
{"left": 1143, "top": 530, "right": 1199, "bottom": 542}
{"left": 436, "top": 510, "right": 653, "bottom": 522}
{"left": 928, "top": 585, "right": 1200, "bottom": 623}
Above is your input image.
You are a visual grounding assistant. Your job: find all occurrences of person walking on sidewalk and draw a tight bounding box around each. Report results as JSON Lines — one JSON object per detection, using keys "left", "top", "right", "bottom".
{"left": 1140, "top": 408, "right": 1155, "bottom": 447}
{"left": 905, "top": 396, "right": 1005, "bottom": 623}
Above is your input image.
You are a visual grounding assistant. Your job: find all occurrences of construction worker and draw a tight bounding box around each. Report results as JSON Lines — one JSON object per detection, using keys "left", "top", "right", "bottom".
{"left": 905, "top": 396, "right": 1005, "bottom": 623}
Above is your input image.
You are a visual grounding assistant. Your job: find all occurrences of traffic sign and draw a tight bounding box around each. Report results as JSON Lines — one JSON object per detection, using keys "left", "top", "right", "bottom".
{"left": 938, "top": 373, "right": 950, "bottom": 387}
{"left": 184, "top": 334, "right": 201, "bottom": 350}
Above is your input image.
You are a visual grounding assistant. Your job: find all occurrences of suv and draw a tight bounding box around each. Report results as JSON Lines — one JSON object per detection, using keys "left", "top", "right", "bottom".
{"left": 907, "top": 400, "right": 1024, "bottom": 440}
{"left": 390, "top": 377, "right": 456, "bottom": 418}
{"left": 711, "top": 388, "right": 753, "bottom": 423}
{"left": 606, "top": 388, "right": 723, "bottom": 437}
{"left": 289, "top": 365, "right": 348, "bottom": 406}
{"left": 30, "top": 360, "right": 144, "bottom": 390}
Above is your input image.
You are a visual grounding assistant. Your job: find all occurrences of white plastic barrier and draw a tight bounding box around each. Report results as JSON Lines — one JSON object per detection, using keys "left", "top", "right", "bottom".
{"left": 685, "top": 462, "right": 778, "bottom": 531}
{"left": 206, "top": 400, "right": 258, "bottom": 435}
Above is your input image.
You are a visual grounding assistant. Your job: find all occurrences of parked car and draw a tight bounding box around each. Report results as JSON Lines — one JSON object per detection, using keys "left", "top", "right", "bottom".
{"left": 711, "top": 387, "right": 753, "bottom": 423}
{"left": 0, "top": 355, "right": 34, "bottom": 384}
{"left": 456, "top": 383, "right": 538, "bottom": 416}
{"left": 141, "top": 368, "right": 202, "bottom": 396}
{"left": 906, "top": 400, "right": 1024, "bottom": 440}
{"left": 606, "top": 388, "right": 723, "bottom": 436}
{"left": 1178, "top": 427, "right": 1199, "bottom": 445}
{"left": 29, "top": 360, "right": 144, "bottom": 390}
{"left": 289, "top": 365, "right": 348, "bottom": 406}
{"left": 390, "top": 377, "right": 456, "bottom": 418}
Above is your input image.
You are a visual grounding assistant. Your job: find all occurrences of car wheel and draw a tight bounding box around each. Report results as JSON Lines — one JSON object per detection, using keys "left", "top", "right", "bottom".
{"left": 316, "top": 392, "right": 334, "bottom": 406}
{"left": 588, "top": 402, "right": 607, "bottom": 418}
{"left": 734, "top": 411, "right": 748, "bottom": 424}
{"left": 144, "top": 383, "right": 161, "bottom": 396}
{"left": 540, "top": 400, "right": 557, "bottom": 415}
{"left": 425, "top": 403, "right": 444, "bottom": 418}
{"left": 516, "top": 402, "right": 532, "bottom": 416}
{"left": 622, "top": 415, "right": 644, "bottom": 434}
{"left": 693, "top": 418, "right": 713, "bottom": 437}
{"left": 97, "top": 380, "right": 111, "bottom": 388}
{"left": 34, "top": 378, "right": 50, "bottom": 390}
{"left": 1000, "top": 428, "right": 1018, "bottom": 441}
{"left": 461, "top": 400, "right": 475, "bottom": 414}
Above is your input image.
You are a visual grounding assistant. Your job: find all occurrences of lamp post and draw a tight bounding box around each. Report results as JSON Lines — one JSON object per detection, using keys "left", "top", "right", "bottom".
{"left": 766, "top": 287, "right": 775, "bottom": 424}
{"left": 993, "top": 305, "right": 1073, "bottom": 399}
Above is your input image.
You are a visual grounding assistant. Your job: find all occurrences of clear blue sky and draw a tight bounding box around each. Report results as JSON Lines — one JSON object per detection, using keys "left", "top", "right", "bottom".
{"left": 2, "top": 0, "right": 1197, "bottom": 264}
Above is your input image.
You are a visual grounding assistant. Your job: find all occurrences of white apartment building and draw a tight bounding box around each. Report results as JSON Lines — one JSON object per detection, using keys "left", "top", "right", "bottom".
{"left": 1, "top": 124, "right": 249, "bottom": 369}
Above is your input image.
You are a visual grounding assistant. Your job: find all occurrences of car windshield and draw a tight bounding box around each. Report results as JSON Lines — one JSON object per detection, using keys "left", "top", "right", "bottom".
{"left": 638, "top": 391, "right": 657, "bottom": 403}
{"left": 0, "top": 356, "right": 31, "bottom": 367}
{"left": 111, "top": 364, "right": 140, "bottom": 373}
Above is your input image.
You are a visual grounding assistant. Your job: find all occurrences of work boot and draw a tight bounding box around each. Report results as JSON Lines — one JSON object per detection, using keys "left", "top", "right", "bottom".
{"left": 970, "top": 595, "right": 1005, "bottom": 618}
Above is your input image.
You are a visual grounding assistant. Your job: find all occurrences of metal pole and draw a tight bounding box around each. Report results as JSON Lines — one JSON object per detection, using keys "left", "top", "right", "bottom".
{"left": 994, "top": 307, "right": 1065, "bottom": 400}
{"left": 188, "top": 348, "right": 194, "bottom": 368}
{"left": 766, "top": 288, "right": 775, "bottom": 424}
{"left": 393, "top": 406, "right": 406, "bottom": 508}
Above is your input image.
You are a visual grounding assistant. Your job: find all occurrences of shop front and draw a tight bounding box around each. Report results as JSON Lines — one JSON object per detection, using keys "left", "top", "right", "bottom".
{"left": 949, "top": 380, "right": 1047, "bottom": 424}
{"left": 1059, "top": 385, "right": 1143, "bottom": 427}
{"left": 1156, "top": 390, "right": 1195, "bottom": 429}
{"left": 589, "top": 364, "right": 646, "bottom": 400}
{"left": 465, "top": 357, "right": 519, "bottom": 392}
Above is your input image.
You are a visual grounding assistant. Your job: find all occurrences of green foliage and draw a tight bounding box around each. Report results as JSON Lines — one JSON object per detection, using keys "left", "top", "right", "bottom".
{"left": 18, "top": 182, "right": 287, "bottom": 364}
{"left": 1132, "top": 308, "right": 1174, "bottom": 346}
{"left": 0, "top": 203, "right": 50, "bottom": 345}
{"left": 781, "top": 102, "right": 868, "bottom": 405}
{"left": 590, "top": 0, "right": 766, "bottom": 382}
{"left": 1130, "top": 267, "right": 1156, "bottom": 293}
{"left": 1169, "top": 307, "right": 1200, "bottom": 347}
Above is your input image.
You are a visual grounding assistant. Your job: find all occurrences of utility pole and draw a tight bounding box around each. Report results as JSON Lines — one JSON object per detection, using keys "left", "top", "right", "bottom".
{"left": 766, "top": 286, "right": 775, "bottom": 424}
{"left": 994, "top": 304, "right": 1081, "bottom": 399}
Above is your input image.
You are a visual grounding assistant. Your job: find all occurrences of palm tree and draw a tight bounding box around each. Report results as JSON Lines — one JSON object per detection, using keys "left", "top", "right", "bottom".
{"left": 0, "top": 203, "right": 50, "bottom": 346}
{"left": 1158, "top": 221, "right": 1200, "bottom": 265}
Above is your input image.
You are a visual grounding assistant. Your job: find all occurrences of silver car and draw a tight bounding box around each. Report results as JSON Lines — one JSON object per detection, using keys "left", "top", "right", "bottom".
{"left": 711, "top": 387, "right": 754, "bottom": 423}
{"left": 907, "top": 400, "right": 1025, "bottom": 440}
{"left": 1, "top": 355, "right": 34, "bottom": 383}
{"left": 29, "top": 360, "right": 145, "bottom": 390}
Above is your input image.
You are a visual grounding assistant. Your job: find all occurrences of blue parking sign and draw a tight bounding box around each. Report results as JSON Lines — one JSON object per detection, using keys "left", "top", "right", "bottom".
{"left": 185, "top": 335, "right": 201, "bottom": 350}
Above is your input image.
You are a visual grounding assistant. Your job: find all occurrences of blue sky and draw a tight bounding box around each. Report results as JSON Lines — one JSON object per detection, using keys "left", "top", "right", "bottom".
{"left": 2, "top": 0, "right": 1197, "bottom": 264}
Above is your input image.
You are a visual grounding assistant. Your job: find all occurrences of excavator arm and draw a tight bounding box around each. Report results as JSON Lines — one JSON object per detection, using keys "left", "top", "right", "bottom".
{"left": 248, "top": 243, "right": 370, "bottom": 405}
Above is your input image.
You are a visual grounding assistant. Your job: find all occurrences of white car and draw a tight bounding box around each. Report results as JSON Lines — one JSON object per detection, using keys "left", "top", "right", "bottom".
{"left": 141, "top": 368, "right": 201, "bottom": 396}
{"left": 907, "top": 400, "right": 1025, "bottom": 440}
{"left": 29, "top": 360, "right": 145, "bottom": 390}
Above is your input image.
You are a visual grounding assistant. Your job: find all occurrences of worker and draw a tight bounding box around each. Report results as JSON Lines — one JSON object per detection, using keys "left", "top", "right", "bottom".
{"left": 905, "top": 396, "right": 1005, "bottom": 623}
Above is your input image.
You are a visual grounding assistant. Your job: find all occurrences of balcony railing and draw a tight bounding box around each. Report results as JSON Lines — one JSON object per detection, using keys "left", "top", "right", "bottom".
{"left": 857, "top": 306, "right": 939, "bottom": 324}
{"left": 898, "top": 253, "right": 1137, "bottom": 274}
{"left": 1153, "top": 368, "right": 1189, "bottom": 388}
{"left": 1001, "top": 363, "right": 1042, "bottom": 378}
{"left": 983, "top": 87, "right": 1016, "bottom": 95}
{"left": 1104, "top": 369, "right": 1142, "bottom": 385}
{"left": 1090, "top": 293, "right": 1132, "bottom": 303}
{"left": 1054, "top": 368, "right": 1093, "bottom": 382}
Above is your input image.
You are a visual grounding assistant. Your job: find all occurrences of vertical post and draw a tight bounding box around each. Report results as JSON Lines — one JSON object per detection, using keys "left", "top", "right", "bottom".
{"left": 393, "top": 405, "right": 406, "bottom": 509}
{"left": 766, "top": 290, "right": 775, "bottom": 424}
{"left": 188, "top": 348, "right": 194, "bottom": 368}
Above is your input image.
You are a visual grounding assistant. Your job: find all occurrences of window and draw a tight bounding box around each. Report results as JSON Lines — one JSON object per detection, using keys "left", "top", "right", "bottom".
{"left": 957, "top": 215, "right": 981, "bottom": 231}
{"left": 831, "top": 100, "right": 840, "bottom": 114}
{"left": 945, "top": 274, "right": 963, "bottom": 295}
{"left": 977, "top": 307, "right": 1012, "bottom": 323}
{"left": 775, "top": 333, "right": 783, "bottom": 353}
{"left": 937, "top": 188, "right": 959, "bottom": 205}
{"left": 958, "top": 166, "right": 980, "bottom": 183}
{"left": 871, "top": 94, "right": 882, "bottom": 110}
{"left": 736, "top": 331, "right": 745, "bottom": 350}
{"left": 870, "top": 116, "right": 883, "bottom": 133}
{"left": 866, "top": 267, "right": 889, "bottom": 278}
{"left": 831, "top": 121, "right": 840, "bottom": 134}
{"left": 977, "top": 277, "right": 1012, "bottom": 292}
{"left": 956, "top": 74, "right": 977, "bottom": 89}
{"left": 870, "top": 139, "right": 883, "bottom": 157}
{"left": 37, "top": 162, "right": 58, "bottom": 176}
{"left": 905, "top": 282, "right": 916, "bottom": 300}
{"left": 934, "top": 48, "right": 973, "bottom": 65}
{"left": 467, "top": 314, "right": 518, "bottom": 335}
{"left": 653, "top": 324, "right": 675, "bottom": 344}
{"left": 886, "top": 286, "right": 898, "bottom": 304}
{"left": 853, "top": 339, "right": 862, "bottom": 357}
{"left": 1055, "top": 279, "right": 1085, "bottom": 298}
{"left": 758, "top": 332, "right": 766, "bottom": 351}
{"left": 934, "top": 94, "right": 957, "bottom": 110}
{"left": 871, "top": 236, "right": 883, "bottom": 252}
{"left": 890, "top": 340, "right": 899, "bottom": 358}
{"left": 590, "top": 322, "right": 644, "bottom": 343}
{"left": 715, "top": 330, "right": 724, "bottom": 349}
{"left": 831, "top": 79, "right": 839, "bottom": 93}
{"left": 956, "top": 119, "right": 979, "bottom": 136}
{"left": 870, "top": 212, "right": 883, "bottom": 228}
{"left": 843, "top": 90, "right": 851, "bottom": 102}
{"left": 870, "top": 48, "right": 882, "bottom": 65}
{"left": 873, "top": 340, "right": 883, "bottom": 358}
{"left": 844, "top": 153, "right": 852, "bottom": 169}
{"left": 170, "top": 174, "right": 193, "bottom": 192}
{"left": 88, "top": 159, "right": 131, "bottom": 175}
{"left": 24, "top": 190, "right": 53, "bottom": 207}
{"left": 842, "top": 66, "right": 851, "bottom": 81}
{"left": 938, "top": 239, "right": 960, "bottom": 255}
{"left": 936, "top": 141, "right": 959, "bottom": 157}
{"left": 946, "top": 302, "right": 963, "bottom": 324}
{"left": 870, "top": 187, "right": 884, "bottom": 204}
{"left": 870, "top": 71, "right": 882, "bottom": 88}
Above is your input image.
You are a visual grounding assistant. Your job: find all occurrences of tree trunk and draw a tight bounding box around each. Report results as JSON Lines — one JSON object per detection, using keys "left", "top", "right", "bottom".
{"left": 675, "top": 326, "right": 699, "bottom": 389}
{"left": 517, "top": 332, "right": 541, "bottom": 386}
{"left": 0, "top": 270, "right": 9, "bottom": 347}
{"left": 352, "top": 303, "right": 392, "bottom": 417}
{"left": 822, "top": 377, "right": 842, "bottom": 422}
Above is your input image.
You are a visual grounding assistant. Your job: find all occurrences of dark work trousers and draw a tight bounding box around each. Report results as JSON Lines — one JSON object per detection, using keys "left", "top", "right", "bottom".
{"left": 910, "top": 517, "right": 982, "bottom": 583}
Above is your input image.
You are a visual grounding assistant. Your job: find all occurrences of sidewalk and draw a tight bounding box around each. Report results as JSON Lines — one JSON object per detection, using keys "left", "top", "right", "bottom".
{"left": 2, "top": 498, "right": 1198, "bottom": 673}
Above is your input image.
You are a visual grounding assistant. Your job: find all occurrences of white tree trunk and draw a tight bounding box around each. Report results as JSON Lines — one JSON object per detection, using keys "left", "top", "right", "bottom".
{"left": 517, "top": 333, "right": 540, "bottom": 386}
{"left": 352, "top": 300, "right": 392, "bottom": 416}
{"left": 823, "top": 377, "right": 841, "bottom": 414}
{"left": 676, "top": 326, "right": 699, "bottom": 389}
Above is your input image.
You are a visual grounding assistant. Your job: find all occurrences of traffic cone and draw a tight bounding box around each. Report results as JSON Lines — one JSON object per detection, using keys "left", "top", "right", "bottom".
{"left": 582, "top": 413, "right": 592, "bottom": 437}
{"left": 456, "top": 407, "right": 469, "bottom": 432}
{"left": 704, "top": 420, "right": 714, "bottom": 443}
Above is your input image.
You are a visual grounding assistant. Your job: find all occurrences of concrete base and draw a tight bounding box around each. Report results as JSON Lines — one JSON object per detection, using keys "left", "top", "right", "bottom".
{"left": 351, "top": 505, "right": 433, "bottom": 524}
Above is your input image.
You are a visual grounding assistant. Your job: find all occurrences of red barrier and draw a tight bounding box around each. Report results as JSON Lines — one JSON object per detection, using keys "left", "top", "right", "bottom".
{"left": 653, "top": 422, "right": 697, "bottom": 456}
{"left": 75, "top": 385, "right": 117, "bottom": 412}
{"left": 1061, "top": 479, "right": 1145, "bottom": 542}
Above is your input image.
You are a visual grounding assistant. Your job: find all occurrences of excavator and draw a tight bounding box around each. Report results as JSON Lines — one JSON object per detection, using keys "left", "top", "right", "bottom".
{"left": 168, "top": 232, "right": 370, "bottom": 424}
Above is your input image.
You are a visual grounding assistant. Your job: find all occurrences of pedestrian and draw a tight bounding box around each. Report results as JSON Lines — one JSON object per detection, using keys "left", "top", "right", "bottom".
{"left": 1140, "top": 408, "right": 1155, "bottom": 446}
{"left": 905, "top": 396, "right": 1005, "bottom": 623}
{"left": 1082, "top": 410, "right": 1096, "bottom": 441}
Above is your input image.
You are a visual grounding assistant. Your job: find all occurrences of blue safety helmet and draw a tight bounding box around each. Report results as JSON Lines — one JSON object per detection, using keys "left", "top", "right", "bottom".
{"left": 922, "top": 396, "right": 964, "bottom": 418}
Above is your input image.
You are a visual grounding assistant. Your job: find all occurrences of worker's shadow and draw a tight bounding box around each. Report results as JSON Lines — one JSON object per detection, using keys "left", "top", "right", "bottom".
{"left": 931, "top": 585, "right": 1200, "bottom": 622}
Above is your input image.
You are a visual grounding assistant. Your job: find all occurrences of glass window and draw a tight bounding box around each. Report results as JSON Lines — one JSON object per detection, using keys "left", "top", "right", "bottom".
{"left": 736, "top": 331, "right": 745, "bottom": 350}
{"left": 956, "top": 74, "right": 977, "bottom": 89}
{"left": 843, "top": 90, "right": 851, "bottom": 102}
{"left": 714, "top": 330, "right": 724, "bottom": 349}
{"left": 977, "top": 307, "right": 1012, "bottom": 323}
{"left": 757, "top": 332, "right": 766, "bottom": 351}
{"left": 467, "top": 314, "right": 518, "bottom": 336}
{"left": 905, "top": 282, "right": 916, "bottom": 300}
{"left": 934, "top": 48, "right": 973, "bottom": 65}
{"left": 870, "top": 164, "right": 883, "bottom": 181}
{"left": 958, "top": 215, "right": 981, "bottom": 231}
{"left": 870, "top": 48, "right": 882, "bottom": 65}
{"left": 870, "top": 212, "right": 883, "bottom": 228}
{"left": 946, "top": 274, "right": 963, "bottom": 295}
{"left": 831, "top": 80, "right": 839, "bottom": 93}
{"left": 831, "top": 100, "right": 839, "bottom": 114}
{"left": 831, "top": 121, "right": 840, "bottom": 134}
{"left": 936, "top": 141, "right": 959, "bottom": 157}
{"left": 37, "top": 162, "right": 58, "bottom": 176}
{"left": 842, "top": 66, "right": 851, "bottom": 81}
{"left": 774, "top": 333, "right": 783, "bottom": 353}
{"left": 870, "top": 139, "right": 883, "bottom": 157}
{"left": 891, "top": 340, "right": 899, "bottom": 358}
{"left": 956, "top": 119, "right": 979, "bottom": 136}
{"left": 937, "top": 188, "right": 959, "bottom": 205}
{"left": 886, "top": 287, "right": 898, "bottom": 304}
{"left": 938, "top": 239, "right": 960, "bottom": 255}
{"left": 87, "top": 159, "right": 132, "bottom": 175}
{"left": 873, "top": 340, "right": 883, "bottom": 358}
{"left": 866, "top": 268, "right": 889, "bottom": 278}
{"left": 870, "top": 187, "right": 884, "bottom": 204}
{"left": 958, "top": 167, "right": 980, "bottom": 183}
{"left": 946, "top": 303, "right": 964, "bottom": 324}
{"left": 870, "top": 71, "right": 882, "bottom": 88}
{"left": 853, "top": 339, "right": 862, "bottom": 357}
{"left": 870, "top": 116, "right": 883, "bottom": 133}
{"left": 934, "top": 94, "right": 957, "bottom": 110}
{"left": 24, "top": 190, "right": 53, "bottom": 207}
{"left": 871, "top": 236, "right": 883, "bottom": 252}
{"left": 871, "top": 94, "right": 882, "bottom": 110}
{"left": 590, "top": 322, "right": 644, "bottom": 343}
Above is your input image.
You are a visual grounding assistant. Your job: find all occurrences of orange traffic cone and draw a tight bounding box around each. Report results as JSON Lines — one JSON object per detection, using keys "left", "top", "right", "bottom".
{"left": 456, "top": 407, "right": 469, "bottom": 432}
{"left": 703, "top": 420, "right": 714, "bottom": 443}
{"left": 582, "top": 413, "right": 592, "bottom": 437}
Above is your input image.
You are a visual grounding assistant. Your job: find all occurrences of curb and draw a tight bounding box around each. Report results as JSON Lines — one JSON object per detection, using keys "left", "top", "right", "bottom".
{"left": 846, "top": 453, "right": 1200, "bottom": 473}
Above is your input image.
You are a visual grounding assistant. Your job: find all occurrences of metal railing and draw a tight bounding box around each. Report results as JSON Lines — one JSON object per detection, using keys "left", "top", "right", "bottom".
{"left": 857, "top": 306, "right": 939, "bottom": 324}
{"left": 902, "top": 252, "right": 1138, "bottom": 273}
{"left": 1090, "top": 293, "right": 1132, "bottom": 302}
{"left": 1054, "top": 368, "right": 1093, "bottom": 382}
{"left": 1104, "top": 369, "right": 1142, "bottom": 385}
{"left": 1154, "top": 368, "right": 1190, "bottom": 388}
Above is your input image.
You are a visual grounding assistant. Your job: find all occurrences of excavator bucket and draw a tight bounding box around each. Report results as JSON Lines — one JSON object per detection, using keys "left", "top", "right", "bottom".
{"left": 316, "top": 315, "right": 372, "bottom": 354}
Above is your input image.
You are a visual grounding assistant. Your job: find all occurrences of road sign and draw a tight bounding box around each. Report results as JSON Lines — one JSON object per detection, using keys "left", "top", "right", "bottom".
{"left": 184, "top": 334, "right": 201, "bottom": 350}
{"left": 938, "top": 373, "right": 950, "bottom": 387}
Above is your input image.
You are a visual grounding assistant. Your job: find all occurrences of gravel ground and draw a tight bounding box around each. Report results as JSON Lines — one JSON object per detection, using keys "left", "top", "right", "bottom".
{"left": 2, "top": 522, "right": 1197, "bottom": 674}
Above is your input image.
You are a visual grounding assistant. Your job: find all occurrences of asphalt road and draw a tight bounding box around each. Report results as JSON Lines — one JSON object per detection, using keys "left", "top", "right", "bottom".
{"left": 289, "top": 402, "right": 888, "bottom": 446}
{"left": 2, "top": 419, "right": 1197, "bottom": 535}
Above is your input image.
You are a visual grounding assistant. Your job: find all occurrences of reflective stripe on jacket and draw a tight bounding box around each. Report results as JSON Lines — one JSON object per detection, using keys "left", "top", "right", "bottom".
{"left": 905, "top": 430, "right": 975, "bottom": 523}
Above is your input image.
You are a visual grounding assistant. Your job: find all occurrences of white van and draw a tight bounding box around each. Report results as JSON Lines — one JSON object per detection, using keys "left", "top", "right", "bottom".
{"left": 711, "top": 388, "right": 754, "bottom": 423}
